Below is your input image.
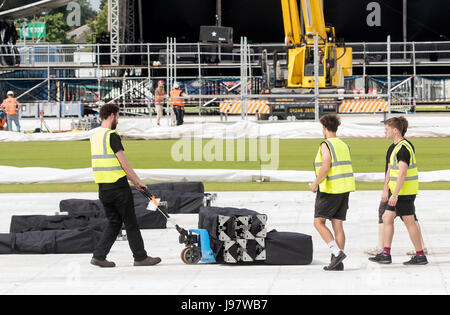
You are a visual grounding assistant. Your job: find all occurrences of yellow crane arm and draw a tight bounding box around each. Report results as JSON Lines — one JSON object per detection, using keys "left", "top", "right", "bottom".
{"left": 301, "top": 0, "right": 327, "bottom": 42}
{"left": 281, "top": 0, "right": 328, "bottom": 45}
{"left": 281, "top": 0, "right": 303, "bottom": 46}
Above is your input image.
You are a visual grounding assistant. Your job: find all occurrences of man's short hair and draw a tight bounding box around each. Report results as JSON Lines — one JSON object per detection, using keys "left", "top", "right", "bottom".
{"left": 384, "top": 116, "right": 408, "bottom": 137}
{"left": 319, "top": 114, "right": 341, "bottom": 132}
{"left": 99, "top": 104, "right": 120, "bottom": 121}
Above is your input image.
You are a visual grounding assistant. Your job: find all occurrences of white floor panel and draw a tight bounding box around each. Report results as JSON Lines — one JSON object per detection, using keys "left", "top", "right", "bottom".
{"left": 0, "top": 190, "right": 448, "bottom": 295}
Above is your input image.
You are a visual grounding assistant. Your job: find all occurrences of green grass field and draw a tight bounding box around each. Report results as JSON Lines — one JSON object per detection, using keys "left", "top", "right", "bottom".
{"left": 0, "top": 138, "right": 449, "bottom": 192}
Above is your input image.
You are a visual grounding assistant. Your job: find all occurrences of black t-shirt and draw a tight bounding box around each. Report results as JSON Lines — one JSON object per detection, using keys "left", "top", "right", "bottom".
{"left": 98, "top": 133, "right": 129, "bottom": 191}
{"left": 385, "top": 139, "right": 415, "bottom": 173}
{"left": 385, "top": 139, "right": 415, "bottom": 199}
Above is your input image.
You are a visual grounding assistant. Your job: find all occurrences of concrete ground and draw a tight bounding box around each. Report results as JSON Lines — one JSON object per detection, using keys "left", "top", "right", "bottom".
{"left": 0, "top": 190, "right": 448, "bottom": 295}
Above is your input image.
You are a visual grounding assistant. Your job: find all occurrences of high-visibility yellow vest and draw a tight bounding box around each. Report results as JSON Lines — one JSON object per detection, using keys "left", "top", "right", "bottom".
{"left": 388, "top": 140, "right": 419, "bottom": 196}
{"left": 90, "top": 127, "right": 127, "bottom": 184}
{"left": 314, "top": 137, "right": 356, "bottom": 194}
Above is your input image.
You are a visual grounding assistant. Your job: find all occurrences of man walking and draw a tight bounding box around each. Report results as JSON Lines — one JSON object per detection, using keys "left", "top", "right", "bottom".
{"left": 310, "top": 114, "right": 355, "bottom": 271}
{"left": 90, "top": 103, "right": 161, "bottom": 268}
{"left": 364, "top": 127, "right": 427, "bottom": 256}
{"left": 1, "top": 91, "right": 20, "bottom": 132}
{"left": 369, "top": 116, "right": 427, "bottom": 265}
{"left": 154, "top": 80, "right": 166, "bottom": 126}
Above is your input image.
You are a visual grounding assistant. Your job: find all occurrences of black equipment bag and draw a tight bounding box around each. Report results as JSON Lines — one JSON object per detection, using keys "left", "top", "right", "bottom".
{"left": 134, "top": 210, "right": 167, "bottom": 229}
{"left": 59, "top": 199, "right": 104, "bottom": 217}
{"left": 145, "top": 182, "right": 204, "bottom": 194}
{"left": 132, "top": 188, "right": 205, "bottom": 214}
{"left": 264, "top": 230, "right": 313, "bottom": 265}
{"left": 56, "top": 205, "right": 167, "bottom": 230}
{"left": 198, "top": 206, "right": 267, "bottom": 264}
{"left": 60, "top": 182, "right": 206, "bottom": 216}
{"left": 59, "top": 198, "right": 167, "bottom": 229}
{"left": 198, "top": 206, "right": 263, "bottom": 240}
{"left": 0, "top": 234, "right": 13, "bottom": 254}
{"left": 10, "top": 215, "right": 107, "bottom": 233}
{"left": 0, "top": 228, "right": 103, "bottom": 255}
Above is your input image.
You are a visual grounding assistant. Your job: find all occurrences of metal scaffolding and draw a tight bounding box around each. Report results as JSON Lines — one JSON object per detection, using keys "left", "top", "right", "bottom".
{"left": 109, "top": 0, "right": 137, "bottom": 65}
{"left": 125, "top": 0, "right": 136, "bottom": 44}
{"left": 240, "top": 37, "right": 250, "bottom": 120}
{"left": 109, "top": 0, "right": 121, "bottom": 65}
{"left": 1, "top": 38, "right": 450, "bottom": 121}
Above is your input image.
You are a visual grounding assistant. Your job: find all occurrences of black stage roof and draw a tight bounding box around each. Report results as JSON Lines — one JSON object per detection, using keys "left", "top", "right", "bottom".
{"left": 142, "top": 0, "right": 450, "bottom": 43}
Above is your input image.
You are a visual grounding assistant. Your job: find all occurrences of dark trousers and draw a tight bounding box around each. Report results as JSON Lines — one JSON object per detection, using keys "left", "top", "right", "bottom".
{"left": 174, "top": 106, "right": 184, "bottom": 126}
{"left": 93, "top": 186, "right": 148, "bottom": 261}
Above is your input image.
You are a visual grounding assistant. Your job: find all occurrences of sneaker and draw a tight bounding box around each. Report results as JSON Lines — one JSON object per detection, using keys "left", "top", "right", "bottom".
{"left": 368, "top": 253, "right": 392, "bottom": 264}
{"left": 134, "top": 256, "right": 162, "bottom": 266}
{"left": 324, "top": 251, "right": 346, "bottom": 271}
{"left": 324, "top": 255, "right": 344, "bottom": 271}
{"left": 364, "top": 247, "right": 382, "bottom": 256}
{"left": 406, "top": 248, "right": 428, "bottom": 256}
{"left": 90, "top": 258, "right": 116, "bottom": 268}
{"left": 403, "top": 255, "right": 428, "bottom": 266}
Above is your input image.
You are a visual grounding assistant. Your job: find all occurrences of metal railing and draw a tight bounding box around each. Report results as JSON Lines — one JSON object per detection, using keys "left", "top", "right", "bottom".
{"left": 1, "top": 39, "right": 450, "bottom": 69}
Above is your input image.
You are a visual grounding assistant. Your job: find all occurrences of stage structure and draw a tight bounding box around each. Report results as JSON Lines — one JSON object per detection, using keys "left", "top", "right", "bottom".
{"left": 0, "top": 1, "right": 450, "bottom": 124}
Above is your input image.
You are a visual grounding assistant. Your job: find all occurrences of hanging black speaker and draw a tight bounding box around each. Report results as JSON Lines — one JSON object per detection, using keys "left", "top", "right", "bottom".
{"left": 199, "top": 26, "right": 233, "bottom": 44}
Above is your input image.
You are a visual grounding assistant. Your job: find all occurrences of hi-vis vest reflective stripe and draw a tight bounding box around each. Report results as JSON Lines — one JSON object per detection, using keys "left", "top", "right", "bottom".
{"left": 314, "top": 138, "right": 356, "bottom": 194}
{"left": 90, "top": 127, "right": 127, "bottom": 184}
{"left": 388, "top": 140, "right": 419, "bottom": 196}
{"left": 170, "top": 89, "right": 184, "bottom": 107}
{"left": 3, "top": 98, "right": 19, "bottom": 115}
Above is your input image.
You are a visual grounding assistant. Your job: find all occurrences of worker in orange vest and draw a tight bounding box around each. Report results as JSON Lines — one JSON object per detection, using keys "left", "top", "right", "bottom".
{"left": 170, "top": 82, "right": 187, "bottom": 126}
{"left": 154, "top": 80, "right": 166, "bottom": 126}
{"left": 0, "top": 91, "right": 20, "bottom": 132}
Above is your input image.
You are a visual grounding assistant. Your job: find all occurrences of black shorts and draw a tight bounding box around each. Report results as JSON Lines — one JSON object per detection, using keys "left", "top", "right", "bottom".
{"left": 314, "top": 192, "right": 350, "bottom": 221}
{"left": 378, "top": 191, "right": 417, "bottom": 223}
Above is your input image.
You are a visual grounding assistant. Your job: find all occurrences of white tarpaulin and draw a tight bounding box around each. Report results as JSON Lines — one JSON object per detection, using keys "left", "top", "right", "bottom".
{"left": 1, "top": 116, "right": 449, "bottom": 142}
{"left": 1, "top": 190, "right": 450, "bottom": 294}
{"left": 0, "top": 166, "right": 449, "bottom": 184}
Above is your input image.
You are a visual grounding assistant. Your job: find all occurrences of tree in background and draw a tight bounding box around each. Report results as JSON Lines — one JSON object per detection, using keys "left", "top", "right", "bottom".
{"left": 43, "top": 12, "right": 73, "bottom": 44}
{"left": 100, "top": 0, "right": 108, "bottom": 10}
{"left": 16, "top": 0, "right": 98, "bottom": 43}
{"left": 87, "top": 2, "right": 108, "bottom": 43}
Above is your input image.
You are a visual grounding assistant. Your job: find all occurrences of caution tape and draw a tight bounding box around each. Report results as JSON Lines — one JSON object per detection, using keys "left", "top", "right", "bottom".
{"left": 220, "top": 100, "right": 270, "bottom": 114}
{"left": 339, "top": 99, "right": 389, "bottom": 113}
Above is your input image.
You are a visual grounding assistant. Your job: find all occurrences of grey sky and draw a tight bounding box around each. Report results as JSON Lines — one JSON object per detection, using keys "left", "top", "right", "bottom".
{"left": 90, "top": 0, "right": 101, "bottom": 11}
